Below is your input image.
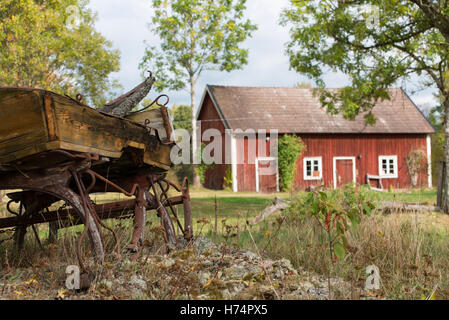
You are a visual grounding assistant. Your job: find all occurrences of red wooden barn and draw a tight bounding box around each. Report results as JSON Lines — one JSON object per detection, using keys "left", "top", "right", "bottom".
{"left": 196, "top": 85, "right": 435, "bottom": 193}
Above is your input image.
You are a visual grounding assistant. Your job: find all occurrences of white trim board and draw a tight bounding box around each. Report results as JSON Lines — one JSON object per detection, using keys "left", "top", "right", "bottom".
{"left": 333, "top": 156, "right": 356, "bottom": 189}
{"left": 231, "top": 134, "right": 238, "bottom": 192}
{"left": 427, "top": 135, "right": 432, "bottom": 188}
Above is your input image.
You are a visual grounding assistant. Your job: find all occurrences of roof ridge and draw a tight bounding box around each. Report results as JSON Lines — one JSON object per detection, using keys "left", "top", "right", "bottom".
{"left": 208, "top": 85, "right": 403, "bottom": 90}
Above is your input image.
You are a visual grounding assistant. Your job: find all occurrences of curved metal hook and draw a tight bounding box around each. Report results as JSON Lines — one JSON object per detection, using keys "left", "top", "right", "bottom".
{"left": 127, "top": 94, "right": 170, "bottom": 116}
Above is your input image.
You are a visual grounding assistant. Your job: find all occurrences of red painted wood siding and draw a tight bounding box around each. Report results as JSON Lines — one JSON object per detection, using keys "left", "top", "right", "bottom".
{"left": 236, "top": 135, "right": 274, "bottom": 192}
{"left": 294, "top": 134, "right": 428, "bottom": 190}
{"left": 235, "top": 133, "right": 428, "bottom": 192}
{"left": 197, "top": 94, "right": 228, "bottom": 190}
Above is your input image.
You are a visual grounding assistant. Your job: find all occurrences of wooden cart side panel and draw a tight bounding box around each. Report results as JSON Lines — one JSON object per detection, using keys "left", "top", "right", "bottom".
{"left": 0, "top": 90, "right": 49, "bottom": 163}
{"left": 126, "top": 108, "right": 170, "bottom": 141}
{"left": 53, "top": 93, "right": 141, "bottom": 157}
{"left": 51, "top": 93, "right": 172, "bottom": 169}
{"left": 43, "top": 92, "right": 59, "bottom": 141}
{"left": 143, "top": 143, "right": 172, "bottom": 169}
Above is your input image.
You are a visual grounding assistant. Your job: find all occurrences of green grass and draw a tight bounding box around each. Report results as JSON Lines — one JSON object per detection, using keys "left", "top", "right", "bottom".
{"left": 371, "top": 188, "right": 437, "bottom": 205}
{"left": 0, "top": 186, "right": 446, "bottom": 300}
{"left": 186, "top": 187, "right": 449, "bottom": 300}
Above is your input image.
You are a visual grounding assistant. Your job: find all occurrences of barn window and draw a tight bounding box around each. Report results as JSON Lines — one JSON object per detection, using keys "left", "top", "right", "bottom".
{"left": 304, "top": 157, "right": 322, "bottom": 180}
{"left": 378, "top": 156, "right": 398, "bottom": 178}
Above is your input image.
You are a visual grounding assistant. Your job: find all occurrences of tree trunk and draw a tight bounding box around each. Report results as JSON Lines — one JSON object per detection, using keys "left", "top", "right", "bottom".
{"left": 442, "top": 97, "right": 449, "bottom": 213}
{"left": 191, "top": 77, "right": 201, "bottom": 188}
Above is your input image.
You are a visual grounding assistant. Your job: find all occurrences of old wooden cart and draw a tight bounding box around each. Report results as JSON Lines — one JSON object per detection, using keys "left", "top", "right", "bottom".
{"left": 0, "top": 87, "right": 192, "bottom": 270}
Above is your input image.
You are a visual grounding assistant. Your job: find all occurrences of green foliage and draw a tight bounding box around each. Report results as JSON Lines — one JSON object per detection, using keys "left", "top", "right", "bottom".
{"left": 281, "top": 0, "right": 449, "bottom": 123}
{"left": 170, "top": 104, "right": 192, "bottom": 132}
{"left": 278, "top": 134, "right": 306, "bottom": 191}
{"left": 223, "top": 165, "right": 233, "bottom": 190}
{"left": 406, "top": 149, "right": 427, "bottom": 188}
{"left": 289, "top": 185, "right": 375, "bottom": 260}
{"left": 139, "top": 0, "right": 257, "bottom": 93}
{"left": 0, "top": 0, "right": 121, "bottom": 107}
{"left": 140, "top": 0, "right": 256, "bottom": 187}
{"left": 195, "top": 143, "right": 216, "bottom": 185}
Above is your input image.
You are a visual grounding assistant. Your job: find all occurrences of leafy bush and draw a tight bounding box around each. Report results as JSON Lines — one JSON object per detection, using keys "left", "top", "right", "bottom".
{"left": 195, "top": 143, "right": 216, "bottom": 185}
{"left": 223, "top": 165, "right": 233, "bottom": 190}
{"left": 278, "top": 134, "right": 306, "bottom": 191}
{"left": 288, "top": 185, "right": 375, "bottom": 260}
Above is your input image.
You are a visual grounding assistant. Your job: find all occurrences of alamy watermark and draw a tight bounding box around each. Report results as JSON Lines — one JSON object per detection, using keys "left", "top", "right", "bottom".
{"left": 357, "top": 5, "right": 380, "bottom": 29}
{"left": 65, "top": 5, "right": 81, "bottom": 30}
{"left": 65, "top": 265, "right": 80, "bottom": 290}
{"left": 171, "top": 125, "right": 279, "bottom": 176}
{"left": 365, "top": 265, "right": 381, "bottom": 290}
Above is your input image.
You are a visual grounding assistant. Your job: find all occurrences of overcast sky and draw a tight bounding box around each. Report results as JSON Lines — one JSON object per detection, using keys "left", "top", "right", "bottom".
{"left": 87, "top": 0, "right": 439, "bottom": 114}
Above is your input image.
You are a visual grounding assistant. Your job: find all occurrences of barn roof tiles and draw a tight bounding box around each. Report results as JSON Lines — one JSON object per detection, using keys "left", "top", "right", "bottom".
{"left": 199, "top": 85, "right": 435, "bottom": 134}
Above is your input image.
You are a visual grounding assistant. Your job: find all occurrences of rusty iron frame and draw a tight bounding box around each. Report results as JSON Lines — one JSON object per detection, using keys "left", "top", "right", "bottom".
{"left": 0, "top": 150, "right": 193, "bottom": 272}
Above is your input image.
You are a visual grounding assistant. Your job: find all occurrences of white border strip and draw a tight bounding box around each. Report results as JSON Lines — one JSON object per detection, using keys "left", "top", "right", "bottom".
{"left": 427, "top": 134, "right": 432, "bottom": 188}
{"left": 231, "top": 134, "right": 238, "bottom": 192}
{"left": 333, "top": 156, "right": 356, "bottom": 189}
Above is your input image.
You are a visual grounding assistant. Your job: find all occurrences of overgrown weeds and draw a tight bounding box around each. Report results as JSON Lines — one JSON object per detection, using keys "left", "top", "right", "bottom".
{"left": 231, "top": 186, "right": 449, "bottom": 299}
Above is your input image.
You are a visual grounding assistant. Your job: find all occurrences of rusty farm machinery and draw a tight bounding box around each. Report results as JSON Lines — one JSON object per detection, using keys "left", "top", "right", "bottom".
{"left": 0, "top": 84, "right": 193, "bottom": 271}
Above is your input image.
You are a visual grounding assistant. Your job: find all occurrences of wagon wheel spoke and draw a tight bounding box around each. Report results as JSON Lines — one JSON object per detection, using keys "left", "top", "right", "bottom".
{"left": 157, "top": 180, "right": 184, "bottom": 236}
{"left": 149, "top": 177, "right": 177, "bottom": 251}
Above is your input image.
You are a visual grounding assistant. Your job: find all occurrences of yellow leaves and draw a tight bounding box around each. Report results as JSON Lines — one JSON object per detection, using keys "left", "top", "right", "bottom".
{"left": 56, "top": 288, "right": 69, "bottom": 300}
{"left": 226, "top": 21, "right": 235, "bottom": 30}
{"left": 202, "top": 278, "right": 214, "bottom": 289}
{"left": 23, "top": 273, "right": 38, "bottom": 286}
{"left": 14, "top": 289, "right": 25, "bottom": 297}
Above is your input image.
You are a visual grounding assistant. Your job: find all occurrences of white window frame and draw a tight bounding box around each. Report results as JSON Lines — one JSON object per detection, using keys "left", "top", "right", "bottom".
{"left": 303, "top": 157, "right": 323, "bottom": 181}
{"left": 378, "top": 155, "right": 398, "bottom": 179}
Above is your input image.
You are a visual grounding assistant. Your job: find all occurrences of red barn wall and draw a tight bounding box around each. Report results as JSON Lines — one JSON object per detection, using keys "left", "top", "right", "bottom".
{"left": 293, "top": 134, "right": 428, "bottom": 190}
{"left": 197, "top": 94, "right": 228, "bottom": 190}
{"left": 234, "top": 133, "right": 428, "bottom": 192}
{"left": 235, "top": 135, "right": 274, "bottom": 192}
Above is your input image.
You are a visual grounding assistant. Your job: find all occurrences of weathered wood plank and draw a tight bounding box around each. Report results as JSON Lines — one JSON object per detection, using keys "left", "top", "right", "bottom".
{"left": 249, "top": 198, "right": 289, "bottom": 224}
{"left": 0, "top": 89, "right": 47, "bottom": 162}
{"left": 0, "top": 88, "right": 174, "bottom": 171}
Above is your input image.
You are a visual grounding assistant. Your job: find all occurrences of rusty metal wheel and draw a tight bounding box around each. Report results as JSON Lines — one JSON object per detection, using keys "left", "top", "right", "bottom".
{"left": 1, "top": 188, "right": 105, "bottom": 269}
